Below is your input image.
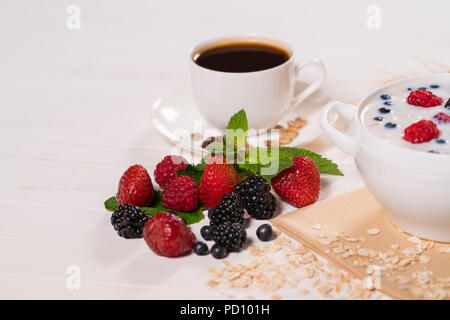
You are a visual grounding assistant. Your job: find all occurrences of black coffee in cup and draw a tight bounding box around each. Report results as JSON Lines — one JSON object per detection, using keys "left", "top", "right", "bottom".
{"left": 193, "top": 42, "right": 290, "bottom": 73}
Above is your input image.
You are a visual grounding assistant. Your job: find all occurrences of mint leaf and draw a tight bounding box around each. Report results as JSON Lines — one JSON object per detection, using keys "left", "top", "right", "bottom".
{"left": 226, "top": 109, "right": 248, "bottom": 132}
{"left": 239, "top": 147, "right": 343, "bottom": 179}
{"left": 104, "top": 192, "right": 205, "bottom": 225}
{"left": 225, "top": 109, "right": 248, "bottom": 151}
{"left": 104, "top": 196, "right": 118, "bottom": 211}
{"left": 177, "top": 164, "right": 203, "bottom": 185}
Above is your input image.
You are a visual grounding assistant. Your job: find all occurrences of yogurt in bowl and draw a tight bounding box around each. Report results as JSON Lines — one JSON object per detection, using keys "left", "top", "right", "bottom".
{"left": 320, "top": 74, "right": 450, "bottom": 242}
{"left": 361, "top": 80, "right": 450, "bottom": 154}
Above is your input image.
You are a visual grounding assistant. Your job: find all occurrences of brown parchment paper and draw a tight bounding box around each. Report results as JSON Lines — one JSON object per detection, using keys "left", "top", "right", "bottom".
{"left": 271, "top": 188, "right": 450, "bottom": 300}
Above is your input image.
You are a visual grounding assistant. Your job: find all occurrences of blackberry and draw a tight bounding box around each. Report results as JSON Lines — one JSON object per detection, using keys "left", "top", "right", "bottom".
{"left": 111, "top": 204, "right": 149, "bottom": 239}
{"left": 212, "top": 222, "right": 246, "bottom": 252}
{"left": 235, "top": 175, "right": 277, "bottom": 220}
{"left": 208, "top": 192, "right": 244, "bottom": 226}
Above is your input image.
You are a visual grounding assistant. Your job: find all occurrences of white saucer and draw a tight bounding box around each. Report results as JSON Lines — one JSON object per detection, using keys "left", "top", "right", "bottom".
{"left": 151, "top": 85, "right": 330, "bottom": 154}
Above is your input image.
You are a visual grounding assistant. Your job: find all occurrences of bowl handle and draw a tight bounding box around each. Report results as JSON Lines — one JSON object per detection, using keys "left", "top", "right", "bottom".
{"left": 320, "top": 101, "right": 356, "bottom": 157}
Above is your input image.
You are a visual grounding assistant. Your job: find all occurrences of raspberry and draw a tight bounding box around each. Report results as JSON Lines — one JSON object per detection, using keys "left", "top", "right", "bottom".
{"left": 161, "top": 175, "right": 199, "bottom": 212}
{"left": 143, "top": 212, "right": 196, "bottom": 257}
{"left": 271, "top": 157, "right": 320, "bottom": 208}
{"left": 212, "top": 222, "right": 246, "bottom": 252}
{"left": 403, "top": 120, "right": 440, "bottom": 144}
{"left": 111, "top": 204, "right": 149, "bottom": 239}
{"left": 406, "top": 89, "right": 443, "bottom": 108}
{"left": 208, "top": 192, "right": 244, "bottom": 226}
{"left": 433, "top": 112, "right": 450, "bottom": 124}
{"left": 117, "top": 164, "right": 154, "bottom": 207}
{"left": 154, "top": 155, "right": 188, "bottom": 189}
{"left": 235, "top": 175, "right": 277, "bottom": 220}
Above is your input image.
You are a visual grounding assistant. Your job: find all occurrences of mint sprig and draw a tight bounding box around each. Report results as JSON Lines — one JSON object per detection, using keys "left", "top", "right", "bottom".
{"left": 177, "top": 109, "right": 343, "bottom": 181}
{"left": 104, "top": 192, "right": 204, "bottom": 225}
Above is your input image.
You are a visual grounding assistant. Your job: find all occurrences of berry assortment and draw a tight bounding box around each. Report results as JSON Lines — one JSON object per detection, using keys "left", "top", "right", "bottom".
{"left": 104, "top": 109, "right": 342, "bottom": 260}
{"left": 363, "top": 84, "right": 450, "bottom": 154}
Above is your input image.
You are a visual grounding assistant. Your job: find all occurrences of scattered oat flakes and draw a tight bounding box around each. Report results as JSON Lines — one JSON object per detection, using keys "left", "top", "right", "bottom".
{"left": 367, "top": 228, "right": 381, "bottom": 236}
{"left": 312, "top": 223, "right": 322, "bottom": 230}
{"left": 438, "top": 248, "right": 450, "bottom": 254}
{"left": 419, "top": 256, "right": 431, "bottom": 264}
{"left": 271, "top": 295, "right": 282, "bottom": 300}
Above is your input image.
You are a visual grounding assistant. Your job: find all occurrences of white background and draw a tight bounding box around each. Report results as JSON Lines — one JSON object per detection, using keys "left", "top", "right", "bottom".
{"left": 0, "top": 0, "right": 448, "bottom": 299}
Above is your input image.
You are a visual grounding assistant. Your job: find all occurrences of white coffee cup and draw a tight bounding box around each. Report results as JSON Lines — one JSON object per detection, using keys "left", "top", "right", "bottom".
{"left": 190, "top": 35, "right": 326, "bottom": 129}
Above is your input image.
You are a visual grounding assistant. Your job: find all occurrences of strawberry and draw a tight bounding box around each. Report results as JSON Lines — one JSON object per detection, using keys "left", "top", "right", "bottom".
{"left": 271, "top": 156, "right": 320, "bottom": 208}
{"left": 199, "top": 155, "right": 240, "bottom": 208}
{"left": 117, "top": 164, "right": 154, "bottom": 207}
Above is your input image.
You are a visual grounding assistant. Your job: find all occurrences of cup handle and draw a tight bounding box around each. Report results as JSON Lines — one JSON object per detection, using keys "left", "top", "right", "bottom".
{"left": 319, "top": 101, "right": 356, "bottom": 157}
{"left": 290, "top": 58, "right": 327, "bottom": 108}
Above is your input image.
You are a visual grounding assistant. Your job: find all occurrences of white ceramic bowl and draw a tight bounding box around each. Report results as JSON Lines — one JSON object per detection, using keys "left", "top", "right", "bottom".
{"left": 320, "top": 74, "right": 450, "bottom": 242}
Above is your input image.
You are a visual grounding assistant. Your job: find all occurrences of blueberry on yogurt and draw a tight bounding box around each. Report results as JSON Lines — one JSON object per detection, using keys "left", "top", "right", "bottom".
{"left": 380, "top": 94, "right": 391, "bottom": 100}
{"left": 436, "top": 139, "right": 447, "bottom": 144}
{"left": 384, "top": 122, "right": 397, "bottom": 129}
{"left": 430, "top": 84, "right": 440, "bottom": 89}
{"left": 373, "top": 116, "right": 384, "bottom": 121}
{"left": 383, "top": 101, "right": 392, "bottom": 106}
{"left": 378, "top": 107, "right": 391, "bottom": 114}
{"left": 445, "top": 98, "right": 450, "bottom": 110}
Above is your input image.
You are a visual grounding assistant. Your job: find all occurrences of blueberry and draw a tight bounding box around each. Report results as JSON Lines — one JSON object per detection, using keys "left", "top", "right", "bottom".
{"left": 373, "top": 117, "right": 384, "bottom": 121}
{"left": 384, "top": 122, "right": 397, "bottom": 129}
{"left": 378, "top": 107, "right": 391, "bottom": 114}
{"left": 380, "top": 94, "right": 391, "bottom": 100}
{"left": 429, "top": 150, "right": 440, "bottom": 154}
{"left": 200, "top": 225, "right": 214, "bottom": 241}
{"left": 436, "top": 139, "right": 447, "bottom": 144}
{"left": 211, "top": 244, "right": 228, "bottom": 259}
{"left": 383, "top": 101, "right": 392, "bottom": 106}
{"left": 430, "top": 84, "right": 439, "bottom": 89}
{"left": 256, "top": 224, "right": 273, "bottom": 242}
{"left": 407, "top": 88, "right": 413, "bottom": 91}
{"left": 419, "top": 87, "right": 426, "bottom": 90}
{"left": 445, "top": 98, "right": 450, "bottom": 110}
{"left": 193, "top": 241, "right": 209, "bottom": 256}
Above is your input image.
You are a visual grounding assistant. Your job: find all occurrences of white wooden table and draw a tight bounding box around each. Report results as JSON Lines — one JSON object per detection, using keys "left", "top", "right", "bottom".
{"left": 1, "top": 0, "right": 448, "bottom": 299}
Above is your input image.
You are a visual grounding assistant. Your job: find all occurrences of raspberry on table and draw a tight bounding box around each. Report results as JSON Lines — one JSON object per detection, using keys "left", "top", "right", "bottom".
{"left": 154, "top": 155, "right": 188, "bottom": 189}
{"left": 162, "top": 175, "right": 199, "bottom": 212}
{"left": 403, "top": 120, "right": 440, "bottom": 144}
{"left": 406, "top": 89, "right": 443, "bottom": 108}
{"left": 208, "top": 192, "right": 244, "bottom": 226}
{"left": 235, "top": 175, "right": 277, "bottom": 220}
{"left": 143, "top": 212, "right": 196, "bottom": 257}
{"left": 117, "top": 164, "right": 154, "bottom": 207}
{"left": 212, "top": 222, "right": 246, "bottom": 252}
{"left": 111, "top": 204, "right": 149, "bottom": 239}
{"left": 433, "top": 112, "right": 450, "bottom": 124}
